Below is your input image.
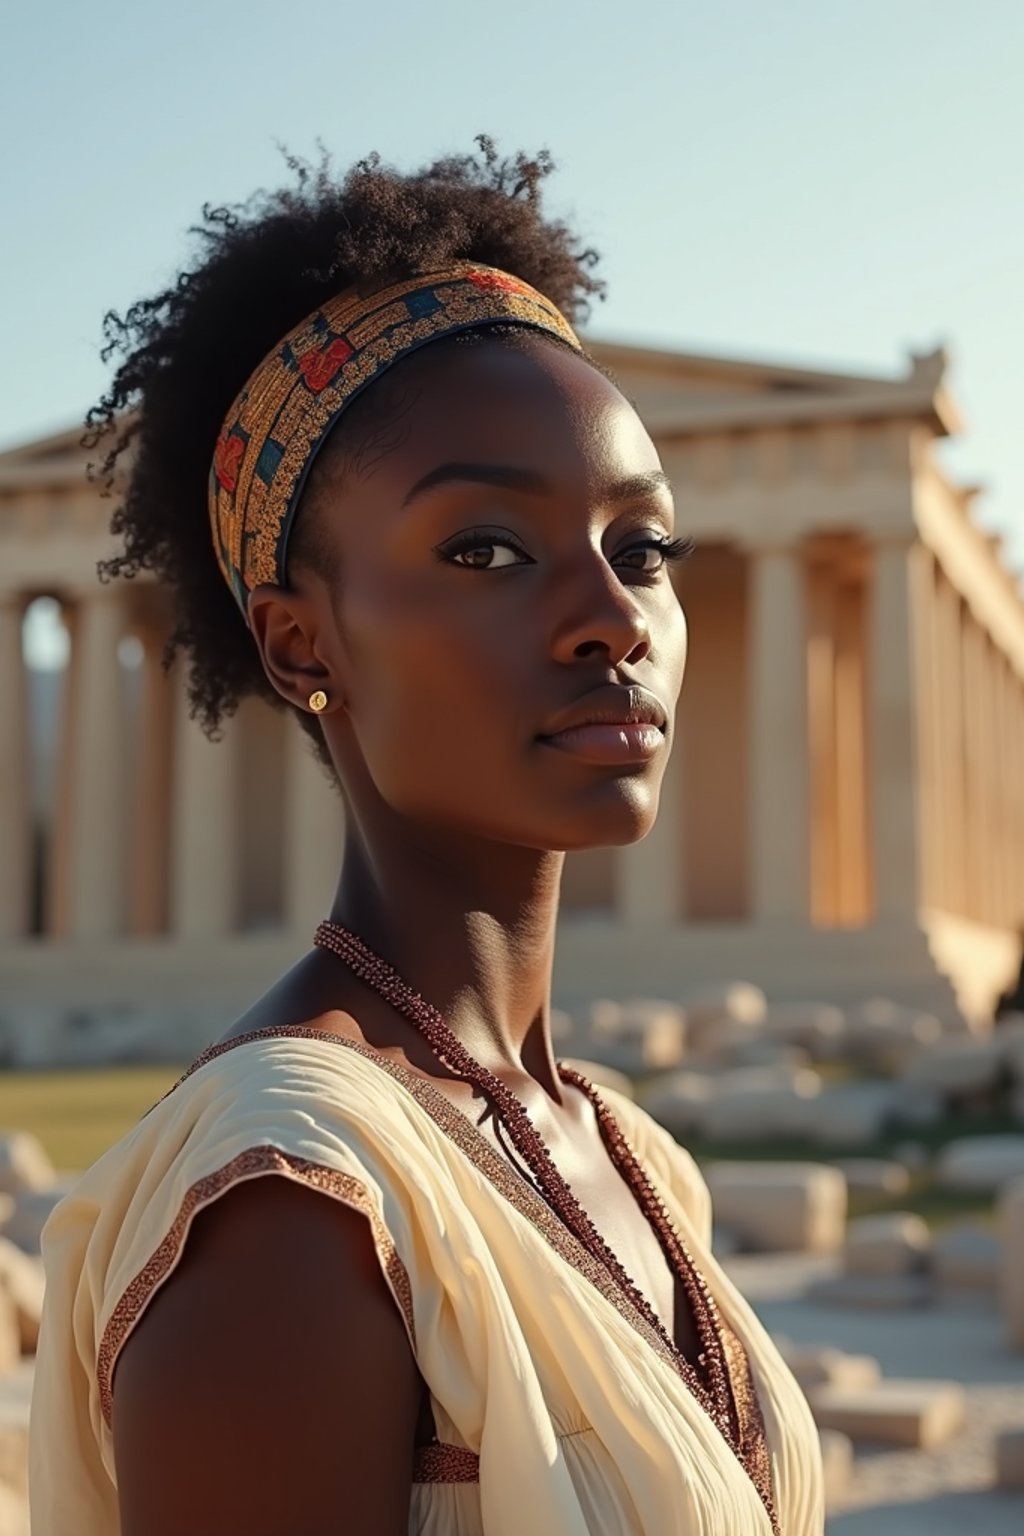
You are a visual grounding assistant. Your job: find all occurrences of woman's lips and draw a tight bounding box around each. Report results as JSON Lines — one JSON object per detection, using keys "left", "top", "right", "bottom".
{"left": 537, "top": 722, "right": 665, "bottom": 765}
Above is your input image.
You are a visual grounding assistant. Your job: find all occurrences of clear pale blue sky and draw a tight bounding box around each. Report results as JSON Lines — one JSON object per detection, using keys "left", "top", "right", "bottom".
{"left": 4, "top": 0, "right": 1023, "bottom": 566}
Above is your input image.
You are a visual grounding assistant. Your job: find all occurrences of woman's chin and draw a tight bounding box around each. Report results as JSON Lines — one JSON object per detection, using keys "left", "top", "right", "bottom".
{"left": 535, "top": 778, "right": 663, "bottom": 852}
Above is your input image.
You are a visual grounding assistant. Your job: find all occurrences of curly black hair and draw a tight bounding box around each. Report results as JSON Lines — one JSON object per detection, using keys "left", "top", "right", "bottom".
{"left": 88, "top": 138, "right": 605, "bottom": 768}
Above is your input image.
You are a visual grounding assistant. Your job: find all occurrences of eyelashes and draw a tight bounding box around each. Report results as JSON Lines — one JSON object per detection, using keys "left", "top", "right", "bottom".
{"left": 652, "top": 535, "right": 696, "bottom": 565}
{"left": 436, "top": 529, "right": 696, "bottom": 574}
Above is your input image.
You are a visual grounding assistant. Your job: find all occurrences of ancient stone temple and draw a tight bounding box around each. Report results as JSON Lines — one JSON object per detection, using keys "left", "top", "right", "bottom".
{"left": 1, "top": 338, "right": 1022, "bottom": 1056}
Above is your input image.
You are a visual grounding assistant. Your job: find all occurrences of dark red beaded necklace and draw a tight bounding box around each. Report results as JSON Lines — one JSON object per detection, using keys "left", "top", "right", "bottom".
{"left": 313, "top": 919, "right": 738, "bottom": 1445}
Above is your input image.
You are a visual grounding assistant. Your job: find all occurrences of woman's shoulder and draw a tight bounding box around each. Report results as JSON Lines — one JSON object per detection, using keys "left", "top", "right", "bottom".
{"left": 143, "top": 1014, "right": 449, "bottom": 1187}
{"left": 162, "top": 1006, "right": 442, "bottom": 1122}
{"left": 35, "top": 1015, "right": 439, "bottom": 1476}
{"left": 44, "top": 1016, "right": 447, "bottom": 1281}
{"left": 182, "top": 1009, "right": 393, "bottom": 1096}
{"left": 41, "top": 1018, "right": 454, "bottom": 1377}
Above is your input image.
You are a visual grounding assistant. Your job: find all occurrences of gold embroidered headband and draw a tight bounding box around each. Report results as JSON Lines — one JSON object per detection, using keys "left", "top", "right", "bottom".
{"left": 208, "top": 263, "right": 582, "bottom": 613}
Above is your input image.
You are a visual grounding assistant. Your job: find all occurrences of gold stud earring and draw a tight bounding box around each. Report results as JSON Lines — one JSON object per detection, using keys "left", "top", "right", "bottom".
{"left": 308, "top": 689, "right": 328, "bottom": 713}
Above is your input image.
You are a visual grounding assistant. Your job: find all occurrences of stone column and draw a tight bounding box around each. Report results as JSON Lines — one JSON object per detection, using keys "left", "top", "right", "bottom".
{"left": 1012, "top": 675, "right": 1024, "bottom": 925}
{"left": 833, "top": 567, "right": 870, "bottom": 924}
{"left": 994, "top": 653, "right": 1017, "bottom": 929}
{"left": 909, "top": 549, "right": 941, "bottom": 911}
{"left": 127, "top": 628, "right": 175, "bottom": 935}
{"left": 283, "top": 723, "right": 346, "bottom": 933}
{"left": 868, "top": 538, "right": 925, "bottom": 921}
{"left": 976, "top": 632, "right": 994, "bottom": 927}
{"left": 981, "top": 634, "right": 998, "bottom": 926}
{"left": 982, "top": 636, "right": 1001, "bottom": 925}
{"left": 169, "top": 668, "right": 239, "bottom": 938}
{"left": 804, "top": 546, "right": 870, "bottom": 928}
{"left": 616, "top": 706, "right": 687, "bottom": 926}
{"left": 960, "top": 615, "right": 989, "bottom": 923}
{"left": 0, "top": 594, "right": 31, "bottom": 939}
{"left": 936, "top": 576, "right": 967, "bottom": 916}
{"left": 925, "top": 565, "right": 948, "bottom": 911}
{"left": 806, "top": 557, "right": 839, "bottom": 926}
{"left": 747, "top": 541, "right": 811, "bottom": 922}
{"left": 51, "top": 590, "right": 127, "bottom": 938}
{"left": 1003, "top": 672, "right": 1019, "bottom": 927}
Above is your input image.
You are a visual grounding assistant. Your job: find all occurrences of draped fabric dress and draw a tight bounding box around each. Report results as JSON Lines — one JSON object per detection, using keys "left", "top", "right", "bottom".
{"left": 30, "top": 1026, "right": 825, "bottom": 1535}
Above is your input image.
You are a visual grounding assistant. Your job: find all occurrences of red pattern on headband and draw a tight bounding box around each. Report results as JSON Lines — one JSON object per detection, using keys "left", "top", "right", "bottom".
{"left": 297, "top": 337, "right": 356, "bottom": 393}
{"left": 213, "top": 431, "right": 245, "bottom": 493}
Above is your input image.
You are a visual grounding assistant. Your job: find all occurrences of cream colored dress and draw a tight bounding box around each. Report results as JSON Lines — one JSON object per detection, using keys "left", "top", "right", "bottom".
{"left": 30, "top": 1026, "right": 824, "bottom": 1534}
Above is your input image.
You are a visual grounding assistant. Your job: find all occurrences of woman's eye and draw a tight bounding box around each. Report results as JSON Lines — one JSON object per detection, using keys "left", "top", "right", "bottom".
{"left": 618, "top": 543, "right": 666, "bottom": 573}
{"left": 438, "top": 533, "right": 532, "bottom": 570}
{"left": 616, "top": 536, "right": 695, "bottom": 574}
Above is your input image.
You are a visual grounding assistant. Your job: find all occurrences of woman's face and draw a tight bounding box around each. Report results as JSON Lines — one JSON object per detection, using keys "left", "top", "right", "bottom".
{"left": 275, "top": 335, "right": 688, "bottom": 852}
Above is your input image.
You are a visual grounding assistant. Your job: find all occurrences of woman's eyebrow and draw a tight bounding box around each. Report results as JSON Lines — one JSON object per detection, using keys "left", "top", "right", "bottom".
{"left": 401, "top": 462, "right": 673, "bottom": 507}
{"left": 402, "top": 462, "right": 547, "bottom": 506}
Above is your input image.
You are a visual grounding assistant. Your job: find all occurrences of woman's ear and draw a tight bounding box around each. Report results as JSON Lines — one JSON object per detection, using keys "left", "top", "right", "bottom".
{"left": 246, "top": 584, "right": 344, "bottom": 714}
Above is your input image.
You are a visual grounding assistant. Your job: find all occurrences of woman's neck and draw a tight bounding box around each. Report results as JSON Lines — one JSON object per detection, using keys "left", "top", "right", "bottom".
{"left": 329, "top": 823, "right": 566, "bottom": 1092}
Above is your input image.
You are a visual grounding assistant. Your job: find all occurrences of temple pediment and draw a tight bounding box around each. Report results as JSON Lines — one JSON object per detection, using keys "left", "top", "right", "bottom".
{"left": 0, "top": 422, "right": 96, "bottom": 493}
{"left": 0, "top": 422, "right": 92, "bottom": 467}
{"left": 589, "top": 339, "right": 957, "bottom": 436}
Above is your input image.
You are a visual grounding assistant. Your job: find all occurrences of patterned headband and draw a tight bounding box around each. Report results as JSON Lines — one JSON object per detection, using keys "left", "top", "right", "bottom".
{"left": 208, "top": 263, "right": 582, "bottom": 613}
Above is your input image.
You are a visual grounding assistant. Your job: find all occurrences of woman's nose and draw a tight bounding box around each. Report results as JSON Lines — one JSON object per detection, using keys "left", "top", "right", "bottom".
{"left": 548, "top": 558, "right": 653, "bottom": 668}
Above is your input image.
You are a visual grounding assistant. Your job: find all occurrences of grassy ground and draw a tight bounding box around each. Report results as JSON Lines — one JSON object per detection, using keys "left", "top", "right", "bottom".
{"left": 0, "top": 1064, "right": 186, "bottom": 1172}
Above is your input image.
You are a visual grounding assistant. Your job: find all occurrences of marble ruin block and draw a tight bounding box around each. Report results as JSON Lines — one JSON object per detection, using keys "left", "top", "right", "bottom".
{"left": 703, "top": 1162, "right": 847, "bottom": 1254}
{"left": 998, "top": 1176, "right": 1024, "bottom": 1349}
{"left": 995, "top": 1427, "right": 1024, "bottom": 1490}
{"left": 931, "top": 1221, "right": 1002, "bottom": 1294}
{"left": 844, "top": 1212, "right": 931, "bottom": 1278}
{"left": 805, "top": 1379, "right": 965, "bottom": 1449}
{"left": 818, "top": 1428, "right": 854, "bottom": 1510}
{"left": 937, "top": 1135, "right": 1024, "bottom": 1192}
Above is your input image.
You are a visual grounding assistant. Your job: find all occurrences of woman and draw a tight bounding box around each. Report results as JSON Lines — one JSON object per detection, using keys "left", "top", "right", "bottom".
{"left": 30, "top": 142, "right": 823, "bottom": 1535}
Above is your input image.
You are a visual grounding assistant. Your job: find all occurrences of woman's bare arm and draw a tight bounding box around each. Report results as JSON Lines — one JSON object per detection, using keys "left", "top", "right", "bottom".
{"left": 113, "top": 1176, "right": 420, "bottom": 1536}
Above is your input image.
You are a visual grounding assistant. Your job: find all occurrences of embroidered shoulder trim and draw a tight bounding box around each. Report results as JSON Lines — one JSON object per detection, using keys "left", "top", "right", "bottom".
{"left": 96, "top": 1143, "right": 415, "bottom": 1429}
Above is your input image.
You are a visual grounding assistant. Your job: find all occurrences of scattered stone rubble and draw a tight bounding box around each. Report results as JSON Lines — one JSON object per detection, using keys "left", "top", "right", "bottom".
{"left": 564, "top": 999, "right": 687, "bottom": 1076}
{"left": 562, "top": 987, "right": 1024, "bottom": 1519}
{"left": 0, "top": 1134, "right": 56, "bottom": 1202}
{"left": 835, "top": 1158, "right": 911, "bottom": 1197}
{"left": 771, "top": 1319, "right": 1021, "bottom": 1515}
{"left": 0, "top": 1003, "right": 219, "bottom": 1071}
{"left": 797, "top": 1202, "right": 1017, "bottom": 1318}
{"left": 560, "top": 989, "right": 1024, "bottom": 1153}
{"left": 772, "top": 1335, "right": 969, "bottom": 1507}
{"left": 0, "top": 1132, "right": 53, "bottom": 1535}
